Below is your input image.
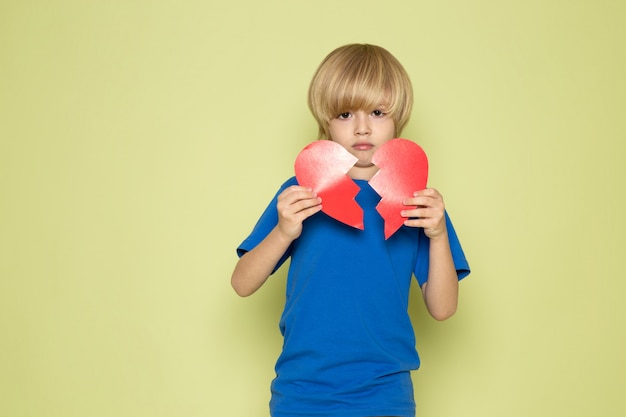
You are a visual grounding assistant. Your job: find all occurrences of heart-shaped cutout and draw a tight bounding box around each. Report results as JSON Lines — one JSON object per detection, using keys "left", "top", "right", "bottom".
{"left": 370, "top": 138, "right": 428, "bottom": 239}
{"left": 294, "top": 138, "right": 428, "bottom": 238}
{"left": 294, "top": 140, "right": 364, "bottom": 229}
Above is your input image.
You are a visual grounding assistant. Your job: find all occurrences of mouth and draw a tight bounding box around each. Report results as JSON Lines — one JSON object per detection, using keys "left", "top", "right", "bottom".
{"left": 353, "top": 142, "right": 374, "bottom": 151}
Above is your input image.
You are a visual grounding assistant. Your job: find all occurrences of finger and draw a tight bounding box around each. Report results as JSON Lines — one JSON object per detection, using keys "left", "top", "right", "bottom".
{"left": 291, "top": 196, "right": 322, "bottom": 214}
{"left": 278, "top": 187, "right": 318, "bottom": 204}
{"left": 278, "top": 185, "right": 315, "bottom": 198}
{"left": 403, "top": 215, "right": 446, "bottom": 233}
{"left": 401, "top": 207, "right": 440, "bottom": 219}
{"left": 412, "top": 187, "right": 441, "bottom": 198}
{"left": 294, "top": 202, "right": 323, "bottom": 221}
{"left": 278, "top": 195, "right": 321, "bottom": 219}
{"left": 408, "top": 189, "right": 443, "bottom": 204}
{"left": 403, "top": 197, "right": 444, "bottom": 212}
{"left": 403, "top": 217, "right": 427, "bottom": 228}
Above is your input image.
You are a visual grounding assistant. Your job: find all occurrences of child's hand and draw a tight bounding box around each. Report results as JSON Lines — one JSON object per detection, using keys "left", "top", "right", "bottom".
{"left": 276, "top": 185, "right": 322, "bottom": 240}
{"left": 401, "top": 188, "right": 447, "bottom": 239}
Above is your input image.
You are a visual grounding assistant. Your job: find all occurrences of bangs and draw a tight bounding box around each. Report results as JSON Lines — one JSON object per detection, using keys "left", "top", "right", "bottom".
{"left": 327, "top": 80, "right": 395, "bottom": 118}
{"left": 323, "top": 54, "right": 403, "bottom": 120}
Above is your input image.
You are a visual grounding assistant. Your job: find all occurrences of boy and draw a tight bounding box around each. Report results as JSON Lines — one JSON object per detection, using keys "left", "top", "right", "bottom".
{"left": 232, "top": 44, "right": 470, "bottom": 417}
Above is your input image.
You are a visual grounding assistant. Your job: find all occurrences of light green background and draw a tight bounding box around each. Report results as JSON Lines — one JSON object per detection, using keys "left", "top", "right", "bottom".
{"left": 1, "top": 1, "right": 625, "bottom": 416}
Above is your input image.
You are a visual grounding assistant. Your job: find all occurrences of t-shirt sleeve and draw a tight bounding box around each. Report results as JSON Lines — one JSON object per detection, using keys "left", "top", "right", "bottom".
{"left": 414, "top": 211, "right": 471, "bottom": 287}
{"left": 236, "top": 177, "right": 298, "bottom": 274}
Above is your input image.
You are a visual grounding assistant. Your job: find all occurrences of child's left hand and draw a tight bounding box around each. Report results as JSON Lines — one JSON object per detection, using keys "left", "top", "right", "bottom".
{"left": 401, "top": 188, "right": 447, "bottom": 239}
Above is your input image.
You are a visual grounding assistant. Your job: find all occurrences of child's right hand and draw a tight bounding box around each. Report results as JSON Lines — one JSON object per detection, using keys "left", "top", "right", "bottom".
{"left": 276, "top": 185, "right": 322, "bottom": 240}
{"left": 232, "top": 185, "right": 320, "bottom": 297}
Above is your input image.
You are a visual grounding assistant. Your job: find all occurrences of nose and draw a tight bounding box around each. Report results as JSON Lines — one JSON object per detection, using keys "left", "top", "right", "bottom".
{"left": 354, "top": 113, "right": 371, "bottom": 136}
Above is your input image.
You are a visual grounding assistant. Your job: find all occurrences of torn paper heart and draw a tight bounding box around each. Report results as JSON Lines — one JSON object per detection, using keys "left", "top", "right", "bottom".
{"left": 294, "top": 140, "right": 364, "bottom": 229}
{"left": 370, "top": 138, "right": 428, "bottom": 239}
{"left": 294, "top": 138, "right": 428, "bottom": 238}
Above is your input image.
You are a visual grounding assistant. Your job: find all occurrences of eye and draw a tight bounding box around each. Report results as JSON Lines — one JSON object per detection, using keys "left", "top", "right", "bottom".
{"left": 337, "top": 112, "right": 352, "bottom": 119}
{"left": 372, "top": 109, "right": 386, "bottom": 117}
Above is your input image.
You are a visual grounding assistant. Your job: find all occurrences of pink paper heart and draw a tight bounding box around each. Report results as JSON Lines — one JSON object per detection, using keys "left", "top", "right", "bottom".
{"left": 294, "top": 138, "right": 428, "bottom": 238}
{"left": 294, "top": 140, "right": 364, "bottom": 229}
{"left": 370, "top": 138, "right": 429, "bottom": 239}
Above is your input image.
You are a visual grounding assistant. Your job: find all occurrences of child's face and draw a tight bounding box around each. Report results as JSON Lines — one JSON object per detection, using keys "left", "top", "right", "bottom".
{"left": 328, "top": 107, "right": 396, "bottom": 180}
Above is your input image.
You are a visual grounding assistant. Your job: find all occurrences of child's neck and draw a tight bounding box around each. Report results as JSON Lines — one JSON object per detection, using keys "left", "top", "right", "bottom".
{"left": 348, "top": 165, "right": 379, "bottom": 181}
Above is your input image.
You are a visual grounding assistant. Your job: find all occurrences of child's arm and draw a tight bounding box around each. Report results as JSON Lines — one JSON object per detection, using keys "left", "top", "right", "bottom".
{"left": 231, "top": 186, "right": 322, "bottom": 297}
{"left": 402, "top": 188, "right": 459, "bottom": 321}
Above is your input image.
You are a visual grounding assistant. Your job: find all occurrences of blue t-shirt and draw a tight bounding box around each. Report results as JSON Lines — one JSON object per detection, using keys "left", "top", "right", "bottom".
{"left": 237, "top": 177, "right": 470, "bottom": 417}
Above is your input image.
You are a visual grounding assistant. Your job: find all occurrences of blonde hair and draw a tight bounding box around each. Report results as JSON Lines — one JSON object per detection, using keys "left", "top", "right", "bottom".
{"left": 308, "top": 44, "right": 413, "bottom": 140}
